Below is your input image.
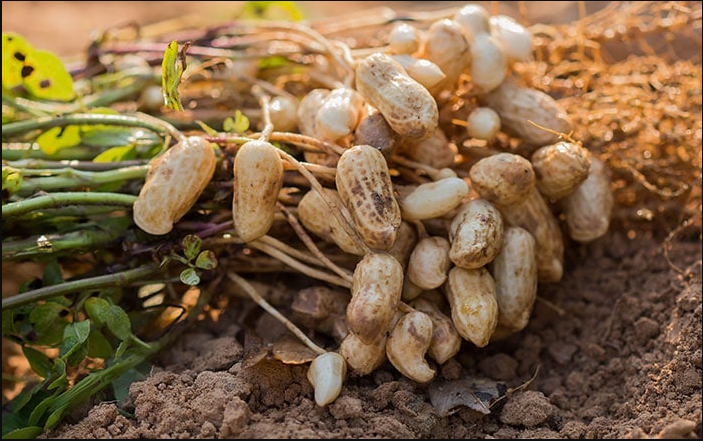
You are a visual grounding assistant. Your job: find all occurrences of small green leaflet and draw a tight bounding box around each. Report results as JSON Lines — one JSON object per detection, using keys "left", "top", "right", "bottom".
{"left": 223, "top": 110, "right": 250, "bottom": 133}
{"left": 240, "top": 1, "right": 305, "bottom": 20}
{"left": 161, "top": 40, "right": 190, "bottom": 111}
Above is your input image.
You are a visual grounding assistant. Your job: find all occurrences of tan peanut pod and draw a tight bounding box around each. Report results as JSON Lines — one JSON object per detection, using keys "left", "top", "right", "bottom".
{"left": 398, "top": 127, "right": 457, "bottom": 170}
{"left": 562, "top": 157, "right": 613, "bottom": 243}
{"left": 453, "top": 3, "right": 490, "bottom": 39}
{"left": 134, "top": 136, "right": 216, "bottom": 235}
{"left": 386, "top": 310, "right": 436, "bottom": 383}
{"left": 491, "top": 226, "right": 538, "bottom": 332}
{"left": 399, "top": 177, "right": 469, "bottom": 221}
{"left": 232, "top": 140, "right": 284, "bottom": 242}
{"left": 307, "top": 352, "right": 346, "bottom": 407}
{"left": 445, "top": 266, "right": 499, "bottom": 348}
{"left": 336, "top": 144, "right": 401, "bottom": 250}
{"left": 388, "top": 221, "right": 418, "bottom": 269}
{"left": 466, "top": 106, "right": 501, "bottom": 140}
{"left": 468, "top": 153, "right": 535, "bottom": 206}
{"left": 269, "top": 95, "right": 298, "bottom": 132}
{"left": 297, "top": 88, "right": 339, "bottom": 167}
{"left": 419, "top": 19, "right": 472, "bottom": 95}
{"left": 355, "top": 52, "right": 438, "bottom": 141}
{"left": 298, "top": 187, "right": 365, "bottom": 255}
{"left": 390, "top": 54, "right": 446, "bottom": 90}
{"left": 531, "top": 141, "right": 592, "bottom": 200}
{"left": 387, "top": 22, "right": 421, "bottom": 55}
{"left": 317, "top": 87, "right": 365, "bottom": 141}
{"left": 401, "top": 277, "right": 424, "bottom": 302}
{"left": 412, "top": 297, "right": 462, "bottom": 364}
{"left": 353, "top": 111, "right": 398, "bottom": 158}
{"left": 339, "top": 332, "right": 387, "bottom": 376}
{"left": 347, "top": 253, "right": 403, "bottom": 344}
{"left": 292, "top": 286, "right": 351, "bottom": 336}
{"left": 469, "top": 33, "right": 508, "bottom": 93}
{"left": 407, "top": 236, "right": 451, "bottom": 290}
{"left": 481, "top": 78, "right": 573, "bottom": 146}
{"left": 489, "top": 15, "right": 533, "bottom": 63}
{"left": 448, "top": 198, "right": 505, "bottom": 270}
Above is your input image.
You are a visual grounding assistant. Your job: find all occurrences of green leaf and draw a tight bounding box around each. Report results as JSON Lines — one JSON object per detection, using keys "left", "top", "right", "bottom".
{"left": 36, "top": 125, "right": 81, "bottom": 156}
{"left": 84, "top": 297, "right": 110, "bottom": 328}
{"left": 46, "top": 358, "right": 67, "bottom": 391}
{"left": 180, "top": 267, "right": 200, "bottom": 286}
{"left": 21, "top": 49, "right": 75, "bottom": 101}
{"left": 114, "top": 339, "right": 130, "bottom": 360}
{"left": 42, "top": 260, "right": 64, "bottom": 286}
{"left": 194, "top": 120, "right": 219, "bottom": 136}
{"left": 181, "top": 235, "right": 201, "bottom": 261}
{"left": 87, "top": 329, "right": 113, "bottom": 359}
{"left": 59, "top": 320, "right": 91, "bottom": 366}
{"left": 1, "top": 425, "right": 43, "bottom": 439}
{"left": 44, "top": 403, "right": 69, "bottom": 430}
{"left": 2, "top": 309, "right": 17, "bottom": 335}
{"left": 161, "top": 40, "right": 189, "bottom": 111}
{"left": 22, "top": 346, "right": 52, "bottom": 378}
{"left": 195, "top": 250, "right": 218, "bottom": 270}
{"left": 223, "top": 109, "right": 249, "bottom": 133}
{"left": 92, "top": 144, "right": 137, "bottom": 163}
{"left": 2, "top": 165, "right": 23, "bottom": 196}
{"left": 105, "top": 305, "right": 131, "bottom": 341}
{"left": 28, "top": 302, "right": 69, "bottom": 347}
{"left": 2, "top": 32, "right": 34, "bottom": 89}
{"left": 240, "top": 1, "right": 305, "bottom": 21}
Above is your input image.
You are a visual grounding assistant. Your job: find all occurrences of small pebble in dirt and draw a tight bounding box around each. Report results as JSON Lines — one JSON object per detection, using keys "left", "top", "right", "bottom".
{"left": 500, "top": 390, "right": 554, "bottom": 427}
{"left": 328, "top": 396, "right": 364, "bottom": 420}
{"left": 478, "top": 353, "right": 518, "bottom": 380}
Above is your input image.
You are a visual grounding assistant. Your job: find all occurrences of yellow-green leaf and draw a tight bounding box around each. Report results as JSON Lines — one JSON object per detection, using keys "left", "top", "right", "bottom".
{"left": 2, "top": 32, "right": 34, "bottom": 89}
{"left": 161, "top": 40, "right": 189, "bottom": 111}
{"left": 240, "top": 1, "right": 305, "bottom": 21}
{"left": 36, "top": 126, "right": 81, "bottom": 156}
{"left": 223, "top": 109, "right": 250, "bottom": 133}
{"left": 21, "top": 49, "right": 75, "bottom": 101}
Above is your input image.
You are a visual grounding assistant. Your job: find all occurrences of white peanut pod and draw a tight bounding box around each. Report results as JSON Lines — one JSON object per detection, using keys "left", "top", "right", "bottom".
{"left": 317, "top": 87, "right": 364, "bottom": 141}
{"left": 307, "top": 352, "right": 346, "bottom": 407}
{"left": 386, "top": 310, "right": 436, "bottom": 383}
{"left": 391, "top": 54, "right": 446, "bottom": 90}
{"left": 469, "top": 33, "right": 508, "bottom": 93}
{"left": 297, "top": 187, "right": 365, "bottom": 255}
{"left": 531, "top": 141, "right": 592, "bottom": 200}
{"left": 355, "top": 52, "right": 438, "bottom": 141}
{"left": 399, "top": 177, "right": 469, "bottom": 221}
{"left": 419, "top": 19, "right": 472, "bottom": 95}
{"left": 232, "top": 140, "right": 284, "bottom": 242}
{"left": 482, "top": 78, "right": 573, "bottom": 146}
{"left": 407, "top": 236, "right": 452, "bottom": 290}
{"left": 489, "top": 15, "right": 533, "bottom": 63}
{"left": 336, "top": 144, "right": 401, "bottom": 250}
{"left": 453, "top": 3, "right": 491, "bottom": 39}
{"left": 562, "top": 157, "right": 613, "bottom": 243}
{"left": 466, "top": 106, "right": 501, "bottom": 140}
{"left": 134, "top": 136, "right": 216, "bottom": 235}
{"left": 339, "top": 332, "right": 387, "bottom": 376}
{"left": 445, "top": 266, "right": 499, "bottom": 348}
{"left": 269, "top": 95, "right": 298, "bottom": 132}
{"left": 387, "top": 22, "right": 421, "bottom": 55}
{"left": 412, "top": 297, "right": 462, "bottom": 364}
{"left": 399, "top": 127, "right": 457, "bottom": 170}
{"left": 491, "top": 226, "right": 538, "bottom": 332}
{"left": 347, "top": 253, "right": 403, "bottom": 344}
{"left": 298, "top": 89, "right": 339, "bottom": 166}
{"left": 448, "top": 198, "right": 505, "bottom": 270}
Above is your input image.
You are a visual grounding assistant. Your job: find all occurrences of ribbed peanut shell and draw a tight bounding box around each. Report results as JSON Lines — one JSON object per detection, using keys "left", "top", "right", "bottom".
{"left": 386, "top": 311, "right": 436, "bottom": 383}
{"left": 448, "top": 198, "right": 505, "bottom": 269}
{"left": 339, "top": 333, "right": 387, "bottom": 376}
{"left": 298, "top": 188, "right": 365, "bottom": 255}
{"left": 469, "top": 152, "right": 535, "bottom": 206}
{"left": 482, "top": 78, "right": 573, "bottom": 146}
{"left": 336, "top": 144, "right": 401, "bottom": 250}
{"left": 491, "top": 226, "right": 538, "bottom": 332}
{"left": 531, "top": 141, "right": 592, "bottom": 200}
{"left": 445, "top": 266, "right": 499, "bottom": 348}
{"left": 562, "top": 157, "right": 613, "bottom": 243}
{"left": 347, "top": 253, "right": 403, "bottom": 344}
{"left": 133, "top": 136, "right": 216, "bottom": 235}
{"left": 232, "top": 140, "right": 283, "bottom": 242}
{"left": 355, "top": 52, "right": 438, "bottom": 141}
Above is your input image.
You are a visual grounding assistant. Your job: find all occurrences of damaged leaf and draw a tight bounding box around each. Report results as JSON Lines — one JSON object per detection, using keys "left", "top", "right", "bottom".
{"left": 428, "top": 377, "right": 508, "bottom": 416}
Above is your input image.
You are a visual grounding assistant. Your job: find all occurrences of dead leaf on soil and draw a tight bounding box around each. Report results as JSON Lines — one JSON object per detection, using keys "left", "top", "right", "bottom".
{"left": 428, "top": 377, "right": 508, "bottom": 417}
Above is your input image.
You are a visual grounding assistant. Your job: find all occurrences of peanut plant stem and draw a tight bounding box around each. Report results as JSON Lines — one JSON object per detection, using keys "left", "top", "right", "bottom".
{"left": 2, "top": 192, "right": 137, "bottom": 218}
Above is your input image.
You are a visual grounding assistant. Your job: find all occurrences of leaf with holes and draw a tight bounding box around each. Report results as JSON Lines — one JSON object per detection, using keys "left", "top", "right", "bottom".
{"left": 21, "top": 49, "right": 74, "bottom": 101}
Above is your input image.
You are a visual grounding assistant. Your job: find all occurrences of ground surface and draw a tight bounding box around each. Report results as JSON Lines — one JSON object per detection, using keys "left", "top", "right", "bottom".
{"left": 3, "top": 1, "right": 702, "bottom": 439}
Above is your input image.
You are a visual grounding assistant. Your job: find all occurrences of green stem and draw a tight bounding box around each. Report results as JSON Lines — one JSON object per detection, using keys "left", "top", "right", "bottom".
{"left": 2, "top": 192, "right": 137, "bottom": 218}
{"left": 1, "top": 113, "right": 182, "bottom": 142}
{"left": 18, "top": 165, "right": 148, "bottom": 195}
{"left": 6, "top": 158, "right": 148, "bottom": 171}
{"left": 1, "top": 264, "right": 159, "bottom": 310}
{"left": 2, "top": 229, "right": 123, "bottom": 260}
{"left": 2, "top": 143, "right": 99, "bottom": 161}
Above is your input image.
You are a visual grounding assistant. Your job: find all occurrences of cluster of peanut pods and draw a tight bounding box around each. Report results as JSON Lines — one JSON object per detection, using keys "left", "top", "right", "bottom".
{"left": 132, "top": 3, "right": 613, "bottom": 406}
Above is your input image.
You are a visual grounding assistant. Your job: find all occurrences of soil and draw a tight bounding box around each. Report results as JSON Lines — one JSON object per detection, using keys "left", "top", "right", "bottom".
{"left": 3, "top": 1, "right": 702, "bottom": 439}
